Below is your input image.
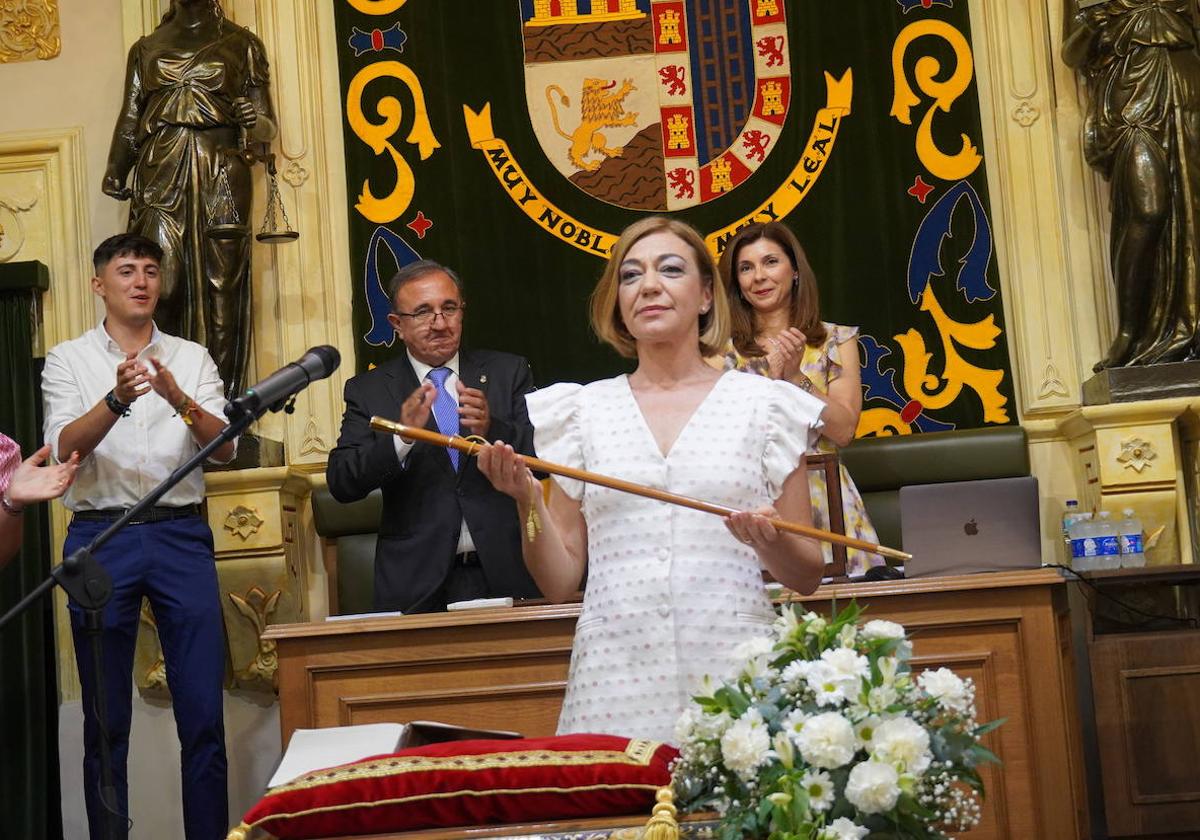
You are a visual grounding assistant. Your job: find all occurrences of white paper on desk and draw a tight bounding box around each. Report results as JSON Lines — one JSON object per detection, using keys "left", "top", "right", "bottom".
{"left": 324, "top": 609, "right": 404, "bottom": 622}
{"left": 268, "top": 723, "right": 406, "bottom": 788}
{"left": 446, "top": 596, "right": 513, "bottom": 611}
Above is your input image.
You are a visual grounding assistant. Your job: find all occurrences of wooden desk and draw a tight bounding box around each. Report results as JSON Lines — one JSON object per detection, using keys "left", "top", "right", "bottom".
{"left": 263, "top": 568, "right": 1086, "bottom": 840}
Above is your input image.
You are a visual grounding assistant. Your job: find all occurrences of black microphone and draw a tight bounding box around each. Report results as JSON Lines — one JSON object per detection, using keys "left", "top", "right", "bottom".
{"left": 226, "top": 345, "right": 341, "bottom": 417}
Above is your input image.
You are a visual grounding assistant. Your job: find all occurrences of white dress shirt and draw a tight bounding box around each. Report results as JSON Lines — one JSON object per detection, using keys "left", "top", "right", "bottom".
{"left": 43, "top": 322, "right": 234, "bottom": 511}
{"left": 394, "top": 350, "right": 476, "bottom": 555}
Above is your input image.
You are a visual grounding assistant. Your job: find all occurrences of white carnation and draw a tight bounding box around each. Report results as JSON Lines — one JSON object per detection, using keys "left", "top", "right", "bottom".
{"left": 918, "top": 667, "right": 972, "bottom": 714}
{"left": 732, "top": 635, "right": 774, "bottom": 661}
{"left": 844, "top": 759, "right": 901, "bottom": 814}
{"left": 719, "top": 709, "right": 771, "bottom": 782}
{"left": 795, "top": 711, "right": 857, "bottom": 769}
{"left": 820, "top": 816, "right": 870, "bottom": 840}
{"left": 870, "top": 716, "right": 932, "bottom": 776}
{"left": 821, "top": 647, "right": 870, "bottom": 687}
{"left": 800, "top": 768, "right": 835, "bottom": 812}
{"left": 861, "top": 619, "right": 905, "bottom": 640}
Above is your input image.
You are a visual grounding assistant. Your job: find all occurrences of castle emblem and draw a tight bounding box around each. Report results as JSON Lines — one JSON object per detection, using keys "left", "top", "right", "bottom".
{"left": 519, "top": 0, "right": 791, "bottom": 210}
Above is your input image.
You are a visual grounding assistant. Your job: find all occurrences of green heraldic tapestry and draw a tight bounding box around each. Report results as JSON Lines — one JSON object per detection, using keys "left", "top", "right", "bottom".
{"left": 332, "top": 0, "right": 1014, "bottom": 436}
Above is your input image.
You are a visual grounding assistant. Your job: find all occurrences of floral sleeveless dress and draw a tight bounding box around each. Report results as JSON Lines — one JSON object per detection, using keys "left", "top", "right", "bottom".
{"left": 721, "top": 322, "right": 881, "bottom": 576}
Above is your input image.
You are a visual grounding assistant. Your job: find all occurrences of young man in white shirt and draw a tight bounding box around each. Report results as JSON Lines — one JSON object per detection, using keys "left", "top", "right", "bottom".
{"left": 43, "top": 233, "right": 236, "bottom": 840}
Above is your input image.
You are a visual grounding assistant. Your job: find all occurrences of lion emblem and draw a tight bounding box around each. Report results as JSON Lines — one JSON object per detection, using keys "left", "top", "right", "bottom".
{"left": 545, "top": 78, "right": 639, "bottom": 172}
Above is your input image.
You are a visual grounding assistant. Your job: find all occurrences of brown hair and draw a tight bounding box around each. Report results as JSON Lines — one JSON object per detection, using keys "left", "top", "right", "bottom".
{"left": 590, "top": 216, "right": 729, "bottom": 359}
{"left": 718, "top": 221, "right": 827, "bottom": 358}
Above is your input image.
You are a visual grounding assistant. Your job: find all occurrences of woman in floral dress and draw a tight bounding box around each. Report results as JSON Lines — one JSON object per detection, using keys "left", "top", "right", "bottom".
{"left": 716, "top": 222, "right": 880, "bottom": 577}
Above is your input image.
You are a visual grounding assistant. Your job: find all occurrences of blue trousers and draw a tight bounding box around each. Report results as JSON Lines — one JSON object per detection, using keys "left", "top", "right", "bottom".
{"left": 66, "top": 515, "right": 228, "bottom": 840}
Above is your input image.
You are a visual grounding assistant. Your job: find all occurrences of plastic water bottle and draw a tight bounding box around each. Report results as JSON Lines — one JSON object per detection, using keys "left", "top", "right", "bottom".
{"left": 1095, "top": 511, "right": 1122, "bottom": 570}
{"left": 1069, "top": 512, "right": 1094, "bottom": 571}
{"left": 1119, "top": 508, "right": 1146, "bottom": 568}
{"left": 1061, "top": 500, "right": 1080, "bottom": 565}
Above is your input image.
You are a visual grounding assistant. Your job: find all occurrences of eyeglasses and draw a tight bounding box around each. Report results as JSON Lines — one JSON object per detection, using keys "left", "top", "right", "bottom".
{"left": 394, "top": 303, "right": 465, "bottom": 327}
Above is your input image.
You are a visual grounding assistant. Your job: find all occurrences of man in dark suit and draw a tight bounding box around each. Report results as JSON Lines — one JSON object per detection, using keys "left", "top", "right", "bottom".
{"left": 327, "top": 260, "right": 541, "bottom": 612}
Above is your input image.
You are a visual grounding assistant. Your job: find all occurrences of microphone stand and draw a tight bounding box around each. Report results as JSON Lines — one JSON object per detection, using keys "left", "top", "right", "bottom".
{"left": 0, "top": 406, "right": 259, "bottom": 840}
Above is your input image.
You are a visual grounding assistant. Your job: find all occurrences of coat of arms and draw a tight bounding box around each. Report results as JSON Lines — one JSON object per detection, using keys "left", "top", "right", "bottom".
{"left": 521, "top": 0, "right": 791, "bottom": 211}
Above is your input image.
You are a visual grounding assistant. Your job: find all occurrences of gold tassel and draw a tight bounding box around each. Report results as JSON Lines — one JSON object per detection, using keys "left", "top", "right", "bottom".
{"left": 224, "top": 823, "right": 251, "bottom": 840}
{"left": 525, "top": 478, "right": 543, "bottom": 542}
{"left": 640, "top": 787, "right": 679, "bottom": 840}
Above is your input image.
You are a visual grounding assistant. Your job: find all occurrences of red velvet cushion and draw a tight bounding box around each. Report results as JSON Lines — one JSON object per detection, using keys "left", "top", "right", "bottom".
{"left": 232, "top": 734, "right": 678, "bottom": 839}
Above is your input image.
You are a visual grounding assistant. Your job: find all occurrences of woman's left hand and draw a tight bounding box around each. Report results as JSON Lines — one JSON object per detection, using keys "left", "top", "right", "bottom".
{"left": 7, "top": 444, "right": 79, "bottom": 506}
{"left": 725, "top": 506, "right": 781, "bottom": 548}
{"left": 764, "top": 328, "right": 806, "bottom": 381}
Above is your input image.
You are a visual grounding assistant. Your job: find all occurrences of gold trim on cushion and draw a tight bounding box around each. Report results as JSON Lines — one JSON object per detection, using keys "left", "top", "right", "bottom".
{"left": 239, "top": 783, "right": 665, "bottom": 835}
{"left": 623, "top": 739, "right": 658, "bottom": 765}
{"left": 274, "top": 744, "right": 666, "bottom": 794}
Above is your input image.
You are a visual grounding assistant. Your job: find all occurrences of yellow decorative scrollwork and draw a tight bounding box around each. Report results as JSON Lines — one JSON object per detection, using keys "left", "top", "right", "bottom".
{"left": 856, "top": 407, "right": 912, "bottom": 437}
{"left": 346, "top": 0, "right": 408, "bottom": 13}
{"left": 890, "top": 20, "right": 981, "bottom": 181}
{"left": 346, "top": 61, "right": 441, "bottom": 224}
{"left": 0, "top": 0, "right": 61, "bottom": 63}
{"left": 896, "top": 282, "right": 1009, "bottom": 421}
{"left": 855, "top": 282, "right": 1010, "bottom": 438}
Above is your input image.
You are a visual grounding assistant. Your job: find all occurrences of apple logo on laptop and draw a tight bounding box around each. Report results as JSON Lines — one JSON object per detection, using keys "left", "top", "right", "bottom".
{"left": 964, "top": 518, "right": 979, "bottom": 536}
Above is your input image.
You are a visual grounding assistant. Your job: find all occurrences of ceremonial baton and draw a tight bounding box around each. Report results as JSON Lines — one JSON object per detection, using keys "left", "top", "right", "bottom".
{"left": 369, "top": 416, "right": 911, "bottom": 562}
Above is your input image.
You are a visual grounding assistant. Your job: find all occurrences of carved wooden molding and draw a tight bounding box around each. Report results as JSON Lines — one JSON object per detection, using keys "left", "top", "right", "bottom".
{"left": 0, "top": 0, "right": 61, "bottom": 63}
{"left": 224, "top": 504, "right": 266, "bottom": 540}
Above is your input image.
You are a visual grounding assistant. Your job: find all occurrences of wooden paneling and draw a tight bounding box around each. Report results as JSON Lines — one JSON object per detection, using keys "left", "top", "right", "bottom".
{"left": 264, "top": 569, "right": 1087, "bottom": 840}
{"left": 1091, "top": 630, "right": 1200, "bottom": 836}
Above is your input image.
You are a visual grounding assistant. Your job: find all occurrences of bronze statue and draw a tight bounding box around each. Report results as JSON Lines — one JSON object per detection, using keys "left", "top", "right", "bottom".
{"left": 1063, "top": 0, "right": 1200, "bottom": 370}
{"left": 103, "top": 0, "right": 276, "bottom": 397}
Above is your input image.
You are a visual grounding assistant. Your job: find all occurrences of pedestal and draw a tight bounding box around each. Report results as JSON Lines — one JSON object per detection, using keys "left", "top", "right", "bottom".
{"left": 133, "top": 467, "right": 316, "bottom": 699}
{"left": 1057, "top": 399, "right": 1197, "bottom": 566}
{"left": 1082, "top": 362, "right": 1200, "bottom": 406}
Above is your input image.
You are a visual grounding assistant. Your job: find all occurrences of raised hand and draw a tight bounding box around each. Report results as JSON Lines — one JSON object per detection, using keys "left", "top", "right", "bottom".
{"left": 146, "top": 356, "right": 186, "bottom": 407}
{"left": 6, "top": 444, "right": 79, "bottom": 506}
{"left": 114, "top": 352, "right": 150, "bottom": 405}
{"left": 456, "top": 381, "right": 491, "bottom": 438}
{"left": 400, "top": 382, "right": 436, "bottom": 430}
{"left": 764, "top": 327, "right": 806, "bottom": 382}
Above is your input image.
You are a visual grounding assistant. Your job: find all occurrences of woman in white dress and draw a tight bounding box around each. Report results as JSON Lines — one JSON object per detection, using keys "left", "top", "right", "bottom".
{"left": 478, "top": 217, "right": 826, "bottom": 744}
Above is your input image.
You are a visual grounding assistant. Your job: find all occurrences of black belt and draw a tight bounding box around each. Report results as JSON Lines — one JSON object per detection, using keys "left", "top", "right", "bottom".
{"left": 454, "top": 551, "right": 481, "bottom": 567}
{"left": 73, "top": 504, "right": 201, "bottom": 525}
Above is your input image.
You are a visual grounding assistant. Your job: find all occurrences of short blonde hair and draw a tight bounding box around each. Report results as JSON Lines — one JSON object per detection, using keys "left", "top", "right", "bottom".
{"left": 590, "top": 217, "right": 730, "bottom": 359}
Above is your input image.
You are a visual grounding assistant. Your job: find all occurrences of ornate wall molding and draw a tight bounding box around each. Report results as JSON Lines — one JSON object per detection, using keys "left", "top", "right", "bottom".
{"left": 0, "top": 0, "right": 61, "bottom": 63}
{"left": 966, "top": 0, "right": 1103, "bottom": 417}
{"left": 0, "top": 190, "right": 38, "bottom": 261}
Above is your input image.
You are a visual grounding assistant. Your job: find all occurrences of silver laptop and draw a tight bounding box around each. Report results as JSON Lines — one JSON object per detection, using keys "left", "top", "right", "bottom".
{"left": 900, "top": 476, "right": 1042, "bottom": 578}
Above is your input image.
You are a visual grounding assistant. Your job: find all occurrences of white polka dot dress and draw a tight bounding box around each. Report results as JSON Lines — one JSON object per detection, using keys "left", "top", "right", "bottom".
{"left": 527, "top": 370, "right": 824, "bottom": 744}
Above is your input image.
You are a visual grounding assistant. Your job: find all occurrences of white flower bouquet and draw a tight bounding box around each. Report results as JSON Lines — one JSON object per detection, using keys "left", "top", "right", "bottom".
{"left": 671, "top": 603, "right": 1001, "bottom": 840}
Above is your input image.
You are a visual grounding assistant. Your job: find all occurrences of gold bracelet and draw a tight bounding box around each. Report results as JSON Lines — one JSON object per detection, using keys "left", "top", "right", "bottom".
{"left": 175, "top": 396, "right": 198, "bottom": 426}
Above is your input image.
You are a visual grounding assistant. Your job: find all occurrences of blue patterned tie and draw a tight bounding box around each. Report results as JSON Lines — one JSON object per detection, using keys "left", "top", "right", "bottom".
{"left": 427, "top": 367, "right": 460, "bottom": 470}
